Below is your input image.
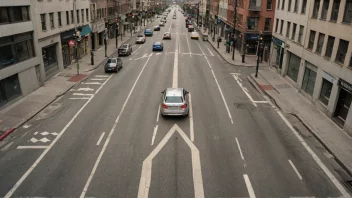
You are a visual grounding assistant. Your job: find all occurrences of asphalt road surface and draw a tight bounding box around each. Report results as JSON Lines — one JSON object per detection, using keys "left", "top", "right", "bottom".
{"left": 0, "top": 6, "right": 351, "bottom": 198}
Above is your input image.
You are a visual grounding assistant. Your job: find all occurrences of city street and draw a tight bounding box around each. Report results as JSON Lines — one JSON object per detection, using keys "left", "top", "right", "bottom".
{"left": 0, "top": 7, "right": 351, "bottom": 198}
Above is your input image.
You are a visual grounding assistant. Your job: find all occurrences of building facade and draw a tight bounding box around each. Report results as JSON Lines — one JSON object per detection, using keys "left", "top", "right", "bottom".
{"left": 270, "top": 0, "right": 352, "bottom": 135}
{"left": 0, "top": 0, "right": 42, "bottom": 107}
{"left": 90, "top": 0, "right": 107, "bottom": 51}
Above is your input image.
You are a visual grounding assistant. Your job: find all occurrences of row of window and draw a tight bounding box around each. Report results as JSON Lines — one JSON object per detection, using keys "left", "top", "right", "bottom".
{"left": 312, "top": 0, "right": 352, "bottom": 23}
{"left": 40, "top": 9, "right": 89, "bottom": 31}
{"left": 0, "top": 6, "right": 30, "bottom": 24}
{"left": 307, "top": 30, "right": 352, "bottom": 66}
{"left": 277, "top": 0, "right": 308, "bottom": 14}
{"left": 0, "top": 32, "right": 35, "bottom": 68}
{"left": 236, "top": 0, "right": 274, "bottom": 10}
{"left": 275, "top": 19, "right": 304, "bottom": 44}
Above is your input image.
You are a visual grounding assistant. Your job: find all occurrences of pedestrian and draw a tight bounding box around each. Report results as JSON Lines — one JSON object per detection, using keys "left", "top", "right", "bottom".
{"left": 226, "top": 40, "right": 230, "bottom": 53}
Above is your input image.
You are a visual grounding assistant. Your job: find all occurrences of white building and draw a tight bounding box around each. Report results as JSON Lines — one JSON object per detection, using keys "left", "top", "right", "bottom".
{"left": 0, "top": 0, "right": 42, "bottom": 107}
{"left": 270, "top": 0, "right": 352, "bottom": 135}
{"left": 35, "top": 0, "right": 91, "bottom": 80}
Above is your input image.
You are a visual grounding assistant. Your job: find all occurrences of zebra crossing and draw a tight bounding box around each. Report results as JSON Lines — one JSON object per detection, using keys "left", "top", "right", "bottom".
{"left": 69, "top": 74, "right": 110, "bottom": 100}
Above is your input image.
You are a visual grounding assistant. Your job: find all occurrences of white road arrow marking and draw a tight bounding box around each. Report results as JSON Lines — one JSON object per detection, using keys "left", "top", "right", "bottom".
{"left": 78, "top": 88, "right": 94, "bottom": 92}
{"left": 40, "top": 131, "right": 50, "bottom": 136}
{"left": 138, "top": 124, "right": 204, "bottom": 198}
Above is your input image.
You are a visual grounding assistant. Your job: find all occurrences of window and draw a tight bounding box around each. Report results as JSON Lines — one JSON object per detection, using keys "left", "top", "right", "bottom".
{"left": 288, "top": 0, "right": 292, "bottom": 11}
{"left": 282, "top": 0, "right": 285, "bottom": 9}
{"left": 277, "top": 0, "right": 281, "bottom": 9}
{"left": 330, "top": 0, "right": 340, "bottom": 21}
{"left": 42, "top": 45, "right": 58, "bottom": 74}
{"left": 319, "top": 79, "right": 333, "bottom": 105}
{"left": 71, "top": 10, "right": 74, "bottom": 24}
{"left": 321, "top": 0, "right": 329, "bottom": 20}
{"left": 308, "top": 30, "right": 316, "bottom": 50}
{"left": 298, "top": 25, "right": 304, "bottom": 43}
{"left": 275, "top": 19, "right": 279, "bottom": 32}
{"left": 312, "top": 0, "right": 320, "bottom": 18}
{"left": 49, "top": 13, "right": 54, "bottom": 29}
{"left": 66, "top": 11, "right": 69, "bottom": 24}
{"left": 165, "top": 96, "right": 183, "bottom": 103}
{"left": 264, "top": 18, "right": 271, "bottom": 31}
{"left": 343, "top": 0, "right": 352, "bottom": 23}
{"left": 86, "top": 9, "right": 89, "bottom": 21}
{"left": 325, "top": 36, "right": 335, "bottom": 58}
{"left": 280, "top": 19, "right": 284, "bottom": 34}
{"left": 294, "top": 0, "right": 299, "bottom": 12}
{"left": 0, "top": 74, "right": 22, "bottom": 106}
{"left": 81, "top": 9, "right": 84, "bottom": 23}
{"left": 40, "top": 14, "right": 46, "bottom": 31}
{"left": 58, "top": 12, "right": 62, "bottom": 27}
{"left": 287, "top": 52, "right": 301, "bottom": 82}
{"left": 316, "top": 33, "right": 325, "bottom": 54}
{"left": 77, "top": 10, "right": 80, "bottom": 23}
{"left": 335, "top": 39, "right": 349, "bottom": 63}
{"left": 247, "top": 17, "right": 258, "bottom": 30}
{"left": 0, "top": 6, "right": 30, "bottom": 24}
{"left": 0, "top": 32, "right": 35, "bottom": 68}
{"left": 267, "top": 0, "right": 272, "bottom": 9}
{"left": 302, "top": 64, "right": 317, "bottom": 96}
{"left": 292, "top": 23, "right": 297, "bottom": 40}
{"left": 286, "top": 22, "right": 291, "bottom": 37}
{"left": 301, "top": 0, "right": 307, "bottom": 13}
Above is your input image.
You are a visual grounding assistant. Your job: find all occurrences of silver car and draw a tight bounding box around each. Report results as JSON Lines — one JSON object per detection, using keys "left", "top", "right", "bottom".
{"left": 104, "top": 58, "right": 122, "bottom": 72}
{"left": 160, "top": 88, "right": 189, "bottom": 117}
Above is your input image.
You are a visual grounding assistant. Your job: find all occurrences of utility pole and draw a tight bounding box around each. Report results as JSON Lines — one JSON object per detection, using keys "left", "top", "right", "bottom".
{"left": 197, "top": 1, "right": 199, "bottom": 26}
{"left": 73, "top": 0, "right": 80, "bottom": 74}
{"left": 232, "top": 0, "right": 237, "bottom": 60}
{"left": 116, "top": 0, "right": 119, "bottom": 48}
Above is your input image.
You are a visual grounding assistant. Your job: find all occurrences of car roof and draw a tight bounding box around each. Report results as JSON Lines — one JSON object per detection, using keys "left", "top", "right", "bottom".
{"left": 165, "top": 88, "right": 183, "bottom": 96}
{"left": 154, "top": 41, "right": 162, "bottom": 45}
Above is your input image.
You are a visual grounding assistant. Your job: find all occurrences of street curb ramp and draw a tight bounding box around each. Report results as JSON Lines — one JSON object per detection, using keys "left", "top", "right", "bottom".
{"left": 247, "top": 73, "right": 352, "bottom": 178}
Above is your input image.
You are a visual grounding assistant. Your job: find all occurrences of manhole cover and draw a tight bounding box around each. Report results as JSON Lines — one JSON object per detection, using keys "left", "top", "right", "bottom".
{"left": 234, "top": 103, "right": 245, "bottom": 109}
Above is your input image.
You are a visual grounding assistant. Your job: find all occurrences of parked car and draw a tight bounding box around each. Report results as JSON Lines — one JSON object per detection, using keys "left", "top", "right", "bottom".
{"left": 154, "top": 25, "right": 161, "bottom": 31}
{"left": 104, "top": 58, "right": 123, "bottom": 72}
{"left": 160, "top": 88, "right": 189, "bottom": 117}
{"left": 152, "top": 41, "right": 164, "bottom": 51}
{"left": 118, "top": 44, "right": 132, "bottom": 56}
{"left": 136, "top": 34, "right": 146, "bottom": 44}
{"left": 144, "top": 29, "right": 153, "bottom": 36}
{"left": 191, "top": 32, "right": 199, "bottom": 39}
{"left": 163, "top": 32, "right": 171, "bottom": 39}
{"left": 188, "top": 25, "right": 194, "bottom": 32}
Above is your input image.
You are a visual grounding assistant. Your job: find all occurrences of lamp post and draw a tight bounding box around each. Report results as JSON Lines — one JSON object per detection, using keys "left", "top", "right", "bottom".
{"left": 73, "top": 0, "right": 80, "bottom": 74}
{"left": 232, "top": 0, "right": 237, "bottom": 61}
{"left": 255, "top": 33, "right": 263, "bottom": 78}
{"left": 104, "top": 28, "right": 107, "bottom": 57}
{"left": 115, "top": 0, "right": 119, "bottom": 48}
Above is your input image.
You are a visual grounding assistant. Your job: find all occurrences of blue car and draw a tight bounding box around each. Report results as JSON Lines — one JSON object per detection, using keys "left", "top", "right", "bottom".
{"left": 152, "top": 42, "right": 164, "bottom": 51}
{"left": 144, "top": 29, "right": 153, "bottom": 36}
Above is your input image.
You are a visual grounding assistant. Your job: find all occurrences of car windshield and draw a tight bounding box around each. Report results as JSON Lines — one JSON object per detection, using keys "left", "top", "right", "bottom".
{"left": 121, "top": 44, "right": 128, "bottom": 48}
{"left": 107, "top": 59, "right": 116, "bottom": 63}
{"left": 154, "top": 42, "right": 161, "bottom": 45}
{"left": 165, "top": 96, "right": 183, "bottom": 103}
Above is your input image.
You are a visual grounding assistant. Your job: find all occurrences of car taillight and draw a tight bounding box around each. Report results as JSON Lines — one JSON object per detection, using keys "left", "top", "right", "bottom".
{"left": 162, "top": 104, "right": 168, "bottom": 109}
{"left": 180, "top": 104, "right": 187, "bottom": 108}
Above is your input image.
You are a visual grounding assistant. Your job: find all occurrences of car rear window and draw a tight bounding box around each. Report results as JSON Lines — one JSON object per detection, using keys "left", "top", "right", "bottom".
{"left": 107, "top": 59, "right": 116, "bottom": 63}
{"left": 121, "top": 44, "right": 128, "bottom": 48}
{"left": 165, "top": 96, "right": 183, "bottom": 103}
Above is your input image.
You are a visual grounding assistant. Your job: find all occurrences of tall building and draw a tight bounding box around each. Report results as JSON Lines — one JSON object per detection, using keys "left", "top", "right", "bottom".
{"left": 270, "top": 0, "right": 352, "bottom": 135}
{"left": 0, "top": 0, "right": 42, "bottom": 107}
{"left": 35, "top": 0, "right": 91, "bottom": 74}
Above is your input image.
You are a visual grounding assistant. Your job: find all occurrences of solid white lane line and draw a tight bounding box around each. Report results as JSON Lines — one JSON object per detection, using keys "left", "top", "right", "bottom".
{"left": 288, "top": 159, "right": 303, "bottom": 180}
{"left": 151, "top": 125, "right": 158, "bottom": 145}
{"left": 185, "top": 34, "right": 192, "bottom": 57}
{"left": 243, "top": 174, "right": 256, "bottom": 198}
{"left": 80, "top": 54, "right": 153, "bottom": 198}
{"left": 235, "top": 137, "right": 245, "bottom": 160}
{"left": 189, "top": 94, "right": 194, "bottom": 142}
{"left": 206, "top": 46, "right": 214, "bottom": 56}
{"left": 4, "top": 74, "right": 114, "bottom": 198}
{"left": 172, "top": 30, "right": 179, "bottom": 88}
{"left": 69, "top": 98, "right": 91, "bottom": 100}
{"left": 131, "top": 45, "right": 142, "bottom": 55}
{"left": 16, "top": 146, "right": 49, "bottom": 149}
{"left": 96, "top": 132, "right": 105, "bottom": 146}
{"left": 156, "top": 105, "right": 161, "bottom": 123}
{"left": 232, "top": 74, "right": 257, "bottom": 107}
{"left": 73, "top": 93, "right": 94, "bottom": 96}
{"left": 204, "top": 56, "right": 233, "bottom": 124}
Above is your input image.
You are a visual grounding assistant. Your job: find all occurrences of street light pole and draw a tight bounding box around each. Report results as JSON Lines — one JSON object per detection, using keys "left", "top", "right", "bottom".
{"left": 116, "top": 0, "right": 119, "bottom": 48}
{"left": 197, "top": 1, "right": 199, "bottom": 26}
{"left": 232, "top": 0, "right": 237, "bottom": 60}
{"left": 73, "top": 0, "right": 80, "bottom": 74}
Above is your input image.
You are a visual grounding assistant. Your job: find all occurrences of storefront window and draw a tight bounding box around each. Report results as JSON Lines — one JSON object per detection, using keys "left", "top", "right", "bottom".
{"left": 42, "top": 45, "right": 58, "bottom": 75}
{"left": 302, "top": 64, "right": 317, "bottom": 96}
{"left": 287, "top": 52, "right": 301, "bottom": 82}
{"left": 319, "top": 79, "right": 333, "bottom": 105}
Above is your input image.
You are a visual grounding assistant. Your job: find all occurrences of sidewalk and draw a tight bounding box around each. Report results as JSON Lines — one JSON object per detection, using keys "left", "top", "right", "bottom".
{"left": 248, "top": 68, "right": 352, "bottom": 176}
{"left": 192, "top": 23, "right": 268, "bottom": 67}
{"left": 0, "top": 25, "right": 147, "bottom": 140}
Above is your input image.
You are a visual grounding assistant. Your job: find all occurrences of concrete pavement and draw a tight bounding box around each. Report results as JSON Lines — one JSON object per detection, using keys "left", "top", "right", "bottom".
{"left": 0, "top": 7, "right": 350, "bottom": 198}
{"left": 249, "top": 68, "right": 352, "bottom": 177}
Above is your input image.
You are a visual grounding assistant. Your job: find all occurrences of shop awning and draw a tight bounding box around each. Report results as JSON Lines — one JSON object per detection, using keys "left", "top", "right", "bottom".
{"left": 81, "top": 25, "right": 92, "bottom": 36}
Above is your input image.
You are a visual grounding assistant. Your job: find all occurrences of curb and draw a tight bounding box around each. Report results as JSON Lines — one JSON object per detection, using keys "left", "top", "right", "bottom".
{"left": 247, "top": 73, "right": 352, "bottom": 178}
{"left": 0, "top": 128, "right": 15, "bottom": 141}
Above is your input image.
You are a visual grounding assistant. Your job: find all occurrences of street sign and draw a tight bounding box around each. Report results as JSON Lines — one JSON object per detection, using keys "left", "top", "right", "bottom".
{"left": 68, "top": 40, "right": 76, "bottom": 47}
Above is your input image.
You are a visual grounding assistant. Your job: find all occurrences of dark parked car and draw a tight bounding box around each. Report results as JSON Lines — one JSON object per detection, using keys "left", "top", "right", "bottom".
{"left": 105, "top": 58, "right": 122, "bottom": 72}
{"left": 118, "top": 44, "right": 132, "bottom": 56}
{"left": 154, "top": 25, "right": 161, "bottom": 31}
